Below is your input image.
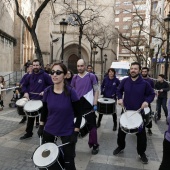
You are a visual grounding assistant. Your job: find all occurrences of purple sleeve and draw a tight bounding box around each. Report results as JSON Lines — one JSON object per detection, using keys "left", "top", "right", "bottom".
{"left": 42, "top": 88, "right": 48, "bottom": 102}
{"left": 22, "top": 74, "right": 30, "bottom": 93}
{"left": 150, "top": 80, "right": 154, "bottom": 88}
{"left": 168, "top": 99, "right": 170, "bottom": 116}
{"left": 144, "top": 83, "right": 155, "bottom": 104}
{"left": 71, "top": 88, "right": 79, "bottom": 101}
{"left": 90, "top": 73, "right": 97, "bottom": 85}
{"left": 71, "top": 75, "right": 76, "bottom": 88}
{"left": 117, "top": 78, "right": 126, "bottom": 99}
{"left": 44, "top": 73, "right": 53, "bottom": 86}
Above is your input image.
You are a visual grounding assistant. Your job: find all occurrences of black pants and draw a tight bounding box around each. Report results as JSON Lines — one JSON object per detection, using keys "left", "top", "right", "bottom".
{"left": 159, "top": 138, "right": 170, "bottom": 170}
{"left": 98, "top": 113, "right": 117, "bottom": 126}
{"left": 42, "top": 131, "right": 76, "bottom": 170}
{"left": 157, "top": 97, "right": 168, "bottom": 118}
{"left": 26, "top": 116, "right": 39, "bottom": 135}
{"left": 117, "top": 125, "right": 147, "bottom": 155}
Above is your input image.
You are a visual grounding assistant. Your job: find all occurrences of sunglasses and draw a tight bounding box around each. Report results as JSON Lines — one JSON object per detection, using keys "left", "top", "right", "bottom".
{"left": 50, "top": 70, "right": 64, "bottom": 75}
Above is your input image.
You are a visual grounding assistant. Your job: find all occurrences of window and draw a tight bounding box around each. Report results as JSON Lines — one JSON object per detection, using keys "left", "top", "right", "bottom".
{"left": 123, "top": 9, "right": 131, "bottom": 14}
{"left": 121, "top": 49, "right": 130, "bottom": 53}
{"left": 123, "top": 17, "right": 131, "bottom": 22}
{"left": 115, "top": 10, "right": 120, "bottom": 14}
{"left": 116, "top": 2, "right": 120, "bottom": 6}
{"left": 122, "top": 33, "right": 130, "bottom": 37}
{"left": 124, "top": 1, "right": 131, "bottom": 5}
{"left": 123, "top": 25, "right": 129, "bottom": 29}
{"left": 115, "top": 18, "right": 119, "bottom": 22}
{"left": 115, "top": 26, "right": 119, "bottom": 29}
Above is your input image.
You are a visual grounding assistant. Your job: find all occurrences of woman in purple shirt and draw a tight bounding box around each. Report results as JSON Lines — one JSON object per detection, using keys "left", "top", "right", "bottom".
{"left": 38, "top": 63, "right": 82, "bottom": 170}
{"left": 159, "top": 98, "right": 170, "bottom": 170}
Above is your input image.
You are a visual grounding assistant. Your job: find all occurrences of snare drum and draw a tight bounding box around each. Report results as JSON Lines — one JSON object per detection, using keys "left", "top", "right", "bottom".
{"left": 74, "top": 117, "right": 89, "bottom": 138}
{"left": 24, "top": 100, "right": 42, "bottom": 117}
{"left": 97, "top": 98, "right": 115, "bottom": 114}
{"left": 120, "top": 110, "right": 143, "bottom": 134}
{"left": 32, "top": 143, "right": 64, "bottom": 170}
{"left": 16, "top": 98, "right": 28, "bottom": 116}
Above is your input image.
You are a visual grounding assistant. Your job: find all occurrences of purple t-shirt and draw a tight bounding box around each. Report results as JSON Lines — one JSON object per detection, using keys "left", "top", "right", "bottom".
{"left": 43, "top": 86, "right": 79, "bottom": 136}
{"left": 71, "top": 72, "right": 97, "bottom": 106}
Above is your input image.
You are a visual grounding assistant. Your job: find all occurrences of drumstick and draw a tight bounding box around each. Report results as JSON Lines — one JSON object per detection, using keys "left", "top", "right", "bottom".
{"left": 0, "top": 86, "right": 19, "bottom": 92}
{"left": 30, "top": 92, "right": 40, "bottom": 95}
{"left": 127, "top": 108, "right": 142, "bottom": 118}
{"left": 83, "top": 110, "right": 94, "bottom": 116}
{"left": 40, "top": 136, "right": 42, "bottom": 146}
{"left": 58, "top": 142, "right": 70, "bottom": 147}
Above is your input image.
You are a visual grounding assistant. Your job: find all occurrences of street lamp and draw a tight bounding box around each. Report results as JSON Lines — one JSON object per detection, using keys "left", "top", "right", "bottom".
{"left": 92, "top": 44, "right": 97, "bottom": 72}
{"left": 59, "top": 18, "right": 68, "bottom": 63}
{"left": 104, "top": 54, "right": 107, "bottom": 74}
{"left": 164, "top": 12, "right": 170, "bottom": 80}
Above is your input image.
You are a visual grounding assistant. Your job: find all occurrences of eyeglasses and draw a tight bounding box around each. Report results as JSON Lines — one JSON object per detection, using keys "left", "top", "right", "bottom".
{"left": 50, "top": 70, "right": 64, "bottom": 75}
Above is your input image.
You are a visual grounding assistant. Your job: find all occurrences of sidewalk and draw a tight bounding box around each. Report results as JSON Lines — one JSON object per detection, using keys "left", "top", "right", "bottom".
{"left": 0, "top": 91, "right": 169, "bottom": 169}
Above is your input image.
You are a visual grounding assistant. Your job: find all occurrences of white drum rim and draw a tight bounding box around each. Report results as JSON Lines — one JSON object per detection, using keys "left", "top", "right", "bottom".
{"left": 33, "top": 143, "right": 59, "bottom": 167}
{"left": 16, "top": 98, "right": 28, "bottom": 107}
{"left": 24, "top": 100, "right": 43, "bottom": 112}
{"left": 97, "top": 98, "right": 115, "bottom": 104}
{"left": 120, "top": 110, "right": 143, "bottom": 130}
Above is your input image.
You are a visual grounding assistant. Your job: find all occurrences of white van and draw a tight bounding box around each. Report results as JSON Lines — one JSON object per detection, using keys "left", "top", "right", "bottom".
{"left": 110, "top": 62, "right": 130, "bottom": 80}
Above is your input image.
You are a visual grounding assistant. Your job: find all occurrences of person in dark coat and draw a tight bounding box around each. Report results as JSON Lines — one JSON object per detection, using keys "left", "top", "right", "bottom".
{"left": 97, "top": 68, "right": 120, "bottom": 131}
{"left": 155, "top": 74, "right": 169, "bottom": 121}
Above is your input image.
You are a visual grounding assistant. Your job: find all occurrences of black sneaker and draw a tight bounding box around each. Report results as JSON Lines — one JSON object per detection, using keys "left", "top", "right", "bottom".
{"left": 113, "top": 147, "right": 124, "bottom": 155}
{"left": 147, "top": 129, "right": 152, "bottom": 136}
{"left": 20, "top": 134, "right": 32, "bottom": 140}
{"left": 92, "top": 145, "right": 99, "bottom": 155}
{"left": 139, "top": 153, "right": 148, "bottom": 164}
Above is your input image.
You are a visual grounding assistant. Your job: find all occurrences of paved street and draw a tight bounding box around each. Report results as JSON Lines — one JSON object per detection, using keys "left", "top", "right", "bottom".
{"left": 0, "top": 90, "right": 169, "bottom": 170}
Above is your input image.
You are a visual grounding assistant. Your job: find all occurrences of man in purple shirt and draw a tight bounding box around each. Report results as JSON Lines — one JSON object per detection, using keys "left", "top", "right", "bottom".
{"left": 141, "top": 67, "right": 154, "bottom": 136}
{"left": 71, "top": 59, "right": 100, "bottom": 155}
{"left": 20, "top": 59, "right": 53, "bottom": 140}
{"left": 113, "top": 62, "right": 155, "bottom": 164}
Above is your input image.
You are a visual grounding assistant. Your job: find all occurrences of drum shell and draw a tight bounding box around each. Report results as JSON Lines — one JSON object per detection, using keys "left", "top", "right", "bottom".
{"left": 143, "top": 112, "right": 151, "bottom": 126}
{"left": 17, "top": 106, "right": 25, "bottom": 116}
{"left": 97, "top": 102, "right": 115, "bottom": 114}
{"left": 25, "top": 110, "right": 40, "bottom": 117}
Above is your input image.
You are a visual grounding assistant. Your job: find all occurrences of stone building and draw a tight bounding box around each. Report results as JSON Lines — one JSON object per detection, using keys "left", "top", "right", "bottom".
{"left": 0, "top": 0, "right": 117, "bottom": 81}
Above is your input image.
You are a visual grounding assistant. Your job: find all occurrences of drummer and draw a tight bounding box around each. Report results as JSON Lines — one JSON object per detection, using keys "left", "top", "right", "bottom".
{"left": 18, "top": 63, "right": 33, "bottom": 124}
{"left": 97, "top": 68, "right": 120, "bottom": 131}
{"left": 71, "top": 59, "right": 100, "bottom": 155}
{"left": 20, "top": 59, "right": 53, "bottom": 140}
{"left": 113, "top": 62, "right": 155, "bottom": 164}
{"left": 37, "top": 63, "right": 82, "bottom": 170}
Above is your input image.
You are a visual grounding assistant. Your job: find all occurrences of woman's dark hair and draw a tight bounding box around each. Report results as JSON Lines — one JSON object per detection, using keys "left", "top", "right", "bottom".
{"left": 32, "top": 59, "right": 41, "bottom": 66}
{"left": 51, "top": 63, "right": 69, "bottom": 95}
{"left": 0, "top": 75, "right": 5, "bottom": 86}
{"left": 107, "top": 68, "right": 116, "bottom": 75}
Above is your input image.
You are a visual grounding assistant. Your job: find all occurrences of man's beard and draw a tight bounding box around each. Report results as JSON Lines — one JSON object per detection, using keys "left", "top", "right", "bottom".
{"left": 33, "top": 68, "right": 40, "bottom": 73}
{"left": 142, "top": 74, "right": 147, "bottom": 78}
{"left": 130, "top": 73, "right": 139, "bottom": 78}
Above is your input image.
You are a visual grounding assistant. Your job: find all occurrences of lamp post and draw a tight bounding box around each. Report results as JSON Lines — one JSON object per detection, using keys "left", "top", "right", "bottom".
{"left": 104, "top": 54, "right": 107, "bottom": 74}
{"left": 59, "top": 18, "right": 68, "bottom": 63}
{"left": 145, "top": 44, "right": 149, "bottom": 67}
{"left": 92, "top": 44, "right": 97, "bottom": 72}
{"left": 164, "top": 12, "right": 170, "bottom": 80}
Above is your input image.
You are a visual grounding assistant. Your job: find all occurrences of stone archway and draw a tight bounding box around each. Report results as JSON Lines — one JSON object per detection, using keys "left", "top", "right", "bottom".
{"left": 68, "top": 54, "right": 79, "bottom": 74}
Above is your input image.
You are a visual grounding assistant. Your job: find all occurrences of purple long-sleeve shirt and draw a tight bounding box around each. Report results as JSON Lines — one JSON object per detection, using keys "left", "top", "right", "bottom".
{"left": 22, "top": 70, "right": 53, "bottom": 100}
{"left": 165, "top": 99, "right": 170, "bottom": 142}
{"left": 117, "top": 75, "right": 155, "bottom": 110}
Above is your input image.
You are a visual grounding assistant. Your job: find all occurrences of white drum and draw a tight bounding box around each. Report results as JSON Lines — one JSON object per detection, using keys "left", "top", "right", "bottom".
{"left": 16, "top": 98, "right": 28, "bottom": 116}
{"left": 120, "top": 110, "right": 143, "bottom": 134}
{"left": 32, "top": 143, "right": 64, "bottom": 170}
{"left": 24, "top": 100, "right": 43, "bottom": 117}
{"left": 74, "top": 117, "right": 89, "bottom": 138}
{"left": 97, "top": 98, "right": 115, "bottom": 114}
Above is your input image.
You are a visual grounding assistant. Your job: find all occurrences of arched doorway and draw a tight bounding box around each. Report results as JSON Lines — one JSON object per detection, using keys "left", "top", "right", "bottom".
{"left": 68, "top": 54, "right": 79, "bottom": 74}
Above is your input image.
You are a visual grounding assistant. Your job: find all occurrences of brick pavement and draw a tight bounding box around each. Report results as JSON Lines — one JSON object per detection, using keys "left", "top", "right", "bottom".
{"left": 0, "top": 90, "right": 169, "bottom": 170}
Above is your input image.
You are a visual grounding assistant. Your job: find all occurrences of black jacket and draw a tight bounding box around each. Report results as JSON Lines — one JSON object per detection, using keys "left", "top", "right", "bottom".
{"left": 155, "top": 81, "right": 169, "bottom": 98}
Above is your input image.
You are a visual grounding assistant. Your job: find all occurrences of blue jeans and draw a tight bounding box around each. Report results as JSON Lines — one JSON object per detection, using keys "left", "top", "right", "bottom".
{"left": 157, "top": 97, "right": 168, "bottom": 118}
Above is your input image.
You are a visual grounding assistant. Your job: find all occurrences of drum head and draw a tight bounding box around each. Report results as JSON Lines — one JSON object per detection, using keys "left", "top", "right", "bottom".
{"left": 16, "top": 98, "right": 28, "bottom": 107}
{"left": 120, "top": 110, "right": 143, "bottom": 129}
{"left": 33, "top": 143, "right": 59, "bottom": 167}
{"left": 98, "top": 98, "right": 115, "bottom": 104}
{"left": 24, "top": 100, "right": 42, "bottom": 112}
{"left": 144, "top": 107, "right": 150, "bottom": 115}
